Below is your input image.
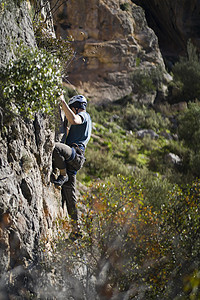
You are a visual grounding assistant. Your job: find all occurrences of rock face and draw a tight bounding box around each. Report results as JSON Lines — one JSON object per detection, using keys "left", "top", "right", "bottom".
{"left": 51, "top": 0, "right": 166, "bottom": 103}
{"left": 0, "top": 1, "right": 36, "bottom": 68}
{"left": 0, "top": 0, "right": 63, "bottom": 288}
{"left": 0, "top": 115, "right": 61, "bottom": 269}
{"left": 132, "top": 0, "right": 200, "bottom": 61}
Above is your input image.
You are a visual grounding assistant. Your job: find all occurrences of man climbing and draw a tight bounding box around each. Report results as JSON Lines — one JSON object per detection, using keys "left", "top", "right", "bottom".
{"left": 52, "top": 94, "right": 92, "bottom": 240}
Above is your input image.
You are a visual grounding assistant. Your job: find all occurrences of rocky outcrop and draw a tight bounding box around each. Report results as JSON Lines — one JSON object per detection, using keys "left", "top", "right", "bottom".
{"left": 0, "top": 114, "right": 62, "bottom": 270}
{"left": 0, "top": 0, "right": 64, "bottom": 287}
{"left": 0, "top": 0, "right": 36, "bottom": 67}
{"left": 51, "top": 0, "right": 167, "bottom": 103}
{"left": 132, "top": 0, "right": 200, "bottom": 61}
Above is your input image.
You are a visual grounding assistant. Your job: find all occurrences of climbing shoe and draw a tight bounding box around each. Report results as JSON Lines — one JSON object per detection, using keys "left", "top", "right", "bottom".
{"left": 54, "top": 174, "right": 68, "bottom": 187}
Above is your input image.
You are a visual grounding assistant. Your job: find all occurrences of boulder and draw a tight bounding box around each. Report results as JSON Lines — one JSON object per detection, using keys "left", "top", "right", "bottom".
{"left": 136, "top": 129, "right": 159, "bottom": 139}
{"left": 165, "top": 153, "right": 181, "bottom": 165}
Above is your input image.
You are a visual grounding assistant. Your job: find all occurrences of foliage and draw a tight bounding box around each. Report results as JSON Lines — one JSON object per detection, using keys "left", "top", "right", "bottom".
{"left": 136, "top": 169, "right": 173, "bottom": 209}
{"left": 131, "top": 68, "right": 155, "bottom": 98}
{"left": 33, "top": 21, "right": 74, "bottom": 71}
{"left": 41, "top": 176, "right": 200, "bottom": 299}
{"left": 1, "top": 46, "right": 63, "bottom": 118}
{"left": 178, "top": 102, "right": 200, "bottom": 151}
{"left": 79, "top": 98, "right": 200, "bottom": 188}
{"left": 83, "top": 147, "right": 130, "bottom": 179}
{"left": 175, "top": 102, "right": 200, "bottom": 176}
{"left": 122, "top": 102, "right": 171, "bottom": 132}
{"left": 81, "top": 101, "right": 196, "bottom": 186}
{"left": 131, "top": 66, "right": 164, "bottom": 99}
{"left": 157, "top": 180, "right": 200, "bottom": 298}
{"left": 170, "top": 41, "right": 200, "bottom": 103}
{"left": 80, "top": 176, "right": 200, "bottom": 298}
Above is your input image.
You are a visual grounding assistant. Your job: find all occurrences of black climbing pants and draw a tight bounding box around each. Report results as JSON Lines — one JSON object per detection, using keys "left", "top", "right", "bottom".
{"left": 52, "top": 142, "right": 73, "bottom": 170}
{"left": 52, "top": 142, "right": 85, "bottom": 221}
{"left": 61, "top": 173, "right": 77, "bottom": 221}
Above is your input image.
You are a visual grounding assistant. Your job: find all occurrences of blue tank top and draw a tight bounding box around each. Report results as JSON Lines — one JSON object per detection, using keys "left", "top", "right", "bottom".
{"left": 66, "top": 111, "right": 92, "bottom": 150}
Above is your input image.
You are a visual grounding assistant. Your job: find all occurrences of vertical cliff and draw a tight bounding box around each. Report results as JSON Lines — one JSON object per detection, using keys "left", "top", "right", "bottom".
{"left": 0, "top": 114, "right": 61, "bottom": 265}
{"left": 50, "top": 0, "right": 168, "bottom": 103}
{"left": 0, "top": 0, "right": 36, "bottom": 67}
{"left": 0, "top": 2, "right": 64, "bottom": 296}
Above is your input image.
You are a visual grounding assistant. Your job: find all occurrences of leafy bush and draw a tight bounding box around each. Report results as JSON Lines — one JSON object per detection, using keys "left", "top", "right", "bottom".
{"left": 122, "top": 102, "right": 170, "bottom": 131}
{"left": 175, "top": 102, "right": 200, "bottom": 176}
{"left": 136, "top": 169, "right": 173, "bottom": 209}
{"left": 131, "top": 68, "right": 156, "bottom": 98}
{"left": 87, "top": 102, "right": 115, "bottom": 125}
{"left": 171, "top": 60, "right": 200, "bottom": 102}
{"left": 33, "top": 21, "right": 73, "bottom": 71}
{"left": 79, "top": 175, "right": 161, "bottom": 297}
{"left": 82, "top": 147, "right": 130, "bottom": 179}
{"left": 131, "top": 66, "right": 164, "bottom": 99}
{"left": 78, "top": 177, "right": 200, "bottom": 298}
{"left": 157, "top": 180, "right": 200, "bottom": 298}
{"left": 1, "top": 47, "right": 63, "bottom": 118}
{"left": 36, "top": 171, "right": 200, "bottom": 299}
{"left": 170, "top": 41, "right": 200, "bottom": 102}
{"left": 178, "top": 102, "right": 200, "bottom": 151}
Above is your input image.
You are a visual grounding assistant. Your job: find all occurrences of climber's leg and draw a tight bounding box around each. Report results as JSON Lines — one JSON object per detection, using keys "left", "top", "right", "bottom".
{"left": 61, "top": 173, "right": 82, "bottom": 240}
{"left": 52, "top": 143, "right": 74, "bottom": 187}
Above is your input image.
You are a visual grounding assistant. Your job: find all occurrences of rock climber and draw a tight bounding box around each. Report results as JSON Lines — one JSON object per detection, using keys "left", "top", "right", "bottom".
{"left": 52, "top": 94, "right": 92, "bottom": 240}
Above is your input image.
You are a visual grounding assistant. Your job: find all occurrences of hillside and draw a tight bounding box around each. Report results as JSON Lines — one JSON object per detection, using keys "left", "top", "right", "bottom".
{"left": 0, "top": 0, "right": 200, "bottom": 299}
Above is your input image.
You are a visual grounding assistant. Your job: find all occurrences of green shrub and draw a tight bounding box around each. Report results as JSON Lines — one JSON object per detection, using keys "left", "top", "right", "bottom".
{"left": 1, "top": 47, "right": 63, "bottom": 118}
{"left": 188, "top": 150, "right": 200, "bottom": 177}
{"left": 131, "top": 66, "right": 164, "bottom": 99}
{"left": 33, "top": 21, "right": 73, "bottom": 71}
{"left": 36, "top": 175, "right": 200, "bottom": 298}
{"left": 176, "top": 101, "right": 200, "bottom": 178}
{"left": 135, "top": 169, "right": 173, "bottom": 209}
{"left": 172, "top": 60, "right": 200, "bottom": 102}
{"left": 163, "top": 139, "right": 188, "bottom": 160}
{"left": 87, "top": 103, "right": 113, "bottom": 125}
{"left": 78, "top": 176, "right": 200, "bottom": 298}
{"left": 171, "top": 41, "right": 200, "bottom": 102}
{"left": 122, "top": 102, "right": 170, "bottom": 131}
{"left": 124, "top": 143, "right": 138, "bottom": 164}
{"left": 83, "top": 147, "right": 130, "bottom": 179}
{"left": 178, "top": 102, "right": 200, "bottom": 152}
{"left": 131, "top": 69, "right": 155, "bottom": 98}
{"left": 158, "top": 180, "right": 200, "bottom": 298}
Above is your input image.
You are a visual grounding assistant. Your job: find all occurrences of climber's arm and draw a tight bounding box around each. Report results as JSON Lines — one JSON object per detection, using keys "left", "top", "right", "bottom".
{"left": 60, "top": 94, "right": 82, "bottom": 125}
